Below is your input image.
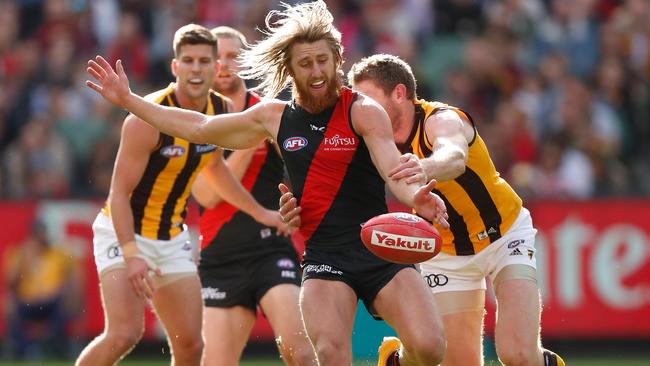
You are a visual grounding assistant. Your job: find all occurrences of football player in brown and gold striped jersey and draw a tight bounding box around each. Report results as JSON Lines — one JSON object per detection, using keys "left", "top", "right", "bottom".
{"left": 77, "top": 24, "right": 253, "bottom": 366}
{"left": 348, "top": 54, "right": 565, "bottom": 366}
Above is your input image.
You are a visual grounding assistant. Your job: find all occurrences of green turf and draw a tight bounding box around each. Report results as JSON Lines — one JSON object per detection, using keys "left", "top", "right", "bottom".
{"left": 1, "top": 358, "right": 650, "bottom": 366}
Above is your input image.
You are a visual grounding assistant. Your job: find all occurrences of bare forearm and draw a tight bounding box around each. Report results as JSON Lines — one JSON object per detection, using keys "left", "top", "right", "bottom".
{"left": 421, "top": 149, "right": 466, "bottom": 181}
{"left": 122, "top": 93, "right": 210, "bottom": 144}
{"left": 225, "top": 149, "right": 256, "bottom": 181}
{"left": 386, "top": 179, "right": 418, "bottom": 208}
{"left": 199, "top": 159, "right": 263, "bottom": 219}
{"left": 109, "top": 193, "right": 136, "bottom": 245}
{"left": 191, "top": 173, "right": 223, "bottom": 208}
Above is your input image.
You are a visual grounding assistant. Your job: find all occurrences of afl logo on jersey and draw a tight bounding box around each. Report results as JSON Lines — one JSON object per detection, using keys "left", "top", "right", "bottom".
{"left": 160, "top": 145, "right": 186, "bottom": 158}
{"left": 283, "top": 137, "right": 308, "bottom": 151}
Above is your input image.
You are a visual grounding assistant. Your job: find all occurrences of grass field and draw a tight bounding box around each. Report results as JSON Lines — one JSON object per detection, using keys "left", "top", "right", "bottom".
{"left": 1, "top": 358, "right": 649, "bottom": 366}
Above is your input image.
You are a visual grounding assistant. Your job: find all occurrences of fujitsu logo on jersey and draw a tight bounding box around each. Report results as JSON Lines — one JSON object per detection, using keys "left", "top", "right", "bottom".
{"left": 160, "top": 145, "right": 186, "bottom": 158}
{"left": 371, "top": 230, "right": 434, "bottom": 253}
{"left": 323, "top": 134, "right": 357, "bottom": 151}
{"left": 283, "top": 137, "right": 308, "bottom": 151}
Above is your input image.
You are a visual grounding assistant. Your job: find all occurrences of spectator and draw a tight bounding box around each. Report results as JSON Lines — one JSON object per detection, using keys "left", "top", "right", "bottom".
{"left": 528, "top": 0, "right": 600, "bottom": 78}
{"left": 2, "top": 117, "right": 71, "bottom": 198}
{"left": 530, "top": 135, "right": 594, "bottom": 199}
{"left": 106, "top": 12, "right": 150, "bottom": 87}
{"left": 3, "top": 219, "right": 81, "bottom": 360}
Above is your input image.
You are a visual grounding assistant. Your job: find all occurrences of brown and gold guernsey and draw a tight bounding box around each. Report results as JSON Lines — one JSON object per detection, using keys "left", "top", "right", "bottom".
{"left": 404, "top": 99, "right": 522, "bottom": 256}
{"left": 103, "top": 83, "right": 228, "bottom": 240}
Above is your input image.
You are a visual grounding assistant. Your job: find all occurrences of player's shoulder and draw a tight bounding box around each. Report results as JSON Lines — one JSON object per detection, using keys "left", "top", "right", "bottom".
{"left": 349, "top": 92, "right": 391, "bottom": 136}
{"left": 351, "top": 91, "right": 385, "bottom": 116}
{"left": 143, "top": 84, "right": 174, "bottom": 103}
{"left": 208, "top": 89, "right": 229, "bottom": 103}
{"left": 211, "top": 91, "right": 234, "bottom": 112}
{"left": 251, "top": 97, "right": 288, "bottom": 113}
{"left": 122, "top": 113, "right": 159, "bottom": 140}
{"left": 423, "top": 100, "right": 466, "bottom": 124}
{"left": 422, "top": 100, "right": 475, "bottom": 142}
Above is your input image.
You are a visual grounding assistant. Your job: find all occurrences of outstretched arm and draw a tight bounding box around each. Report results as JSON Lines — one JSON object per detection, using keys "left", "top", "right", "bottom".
{"left": 351, "top": 96, "right": 449, "bottom": 228}
{"left": 86, "top": 56, "right": 274, "bottom": 149}
{"left": 389, "top": 109, "right": 472, "bottom": 183}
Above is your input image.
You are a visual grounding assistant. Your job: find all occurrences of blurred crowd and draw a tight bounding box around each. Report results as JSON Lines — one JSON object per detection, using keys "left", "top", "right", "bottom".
{"left": 1, "top": 0, "right": 649, "bottom": 200}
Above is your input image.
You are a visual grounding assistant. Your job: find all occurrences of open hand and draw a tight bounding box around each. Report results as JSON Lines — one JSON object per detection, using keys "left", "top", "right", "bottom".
{"left": 86, "top": 56, "right": 132, "bottom": 109}
{"left": 254, "top": 208, "right": 294, "bottom": 237}
{"left": 412, "top": 179, "right": 450, "bottom": 229}
{"left": 278, "top": 183, "right": 301, "bottom": 229}
{"left": 125, "top": 256, "right": 161, "bottom": 299}
{"left": 389, "top": 153, "right": 427, "bottom": 185}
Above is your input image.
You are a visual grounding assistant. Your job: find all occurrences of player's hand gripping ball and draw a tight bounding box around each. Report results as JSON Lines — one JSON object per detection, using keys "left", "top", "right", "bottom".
{"left": 361, "top": 212, "right": 442, "bottom": 264}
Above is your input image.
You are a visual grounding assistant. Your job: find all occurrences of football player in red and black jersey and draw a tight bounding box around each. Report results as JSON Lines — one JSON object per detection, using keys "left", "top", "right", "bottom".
{"left": 190, "top": 26, "right": 315, "bottom": 366}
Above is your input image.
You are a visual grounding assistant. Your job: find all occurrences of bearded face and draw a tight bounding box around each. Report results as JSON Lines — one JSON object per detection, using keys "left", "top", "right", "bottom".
{"left": 292, "top": 69, "right": 342, "bottom": 114}
{"left": 288, "top": 40, "right": 342, "bottom": 114}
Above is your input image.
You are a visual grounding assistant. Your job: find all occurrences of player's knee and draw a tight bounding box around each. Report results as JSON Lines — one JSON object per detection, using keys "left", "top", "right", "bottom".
{"left": 312, "top": 337, "right": 350, "bottom": 365}
{"left": 106, "top": 326, "right": 143, "bottom": 352}
{"left": 172, "top": 334, "right": 204, "bottom": 356}
{"left": 404, "top": 331, "right": 446, "bottom": 365}
{"left": 497, "top": 347, "right": 538, "bottom": 366}
{"left": 279, "top": 342, "right": 316, "bottom": 366}
{"left": 276, "top": 331, "right": 315, "bottom": 361}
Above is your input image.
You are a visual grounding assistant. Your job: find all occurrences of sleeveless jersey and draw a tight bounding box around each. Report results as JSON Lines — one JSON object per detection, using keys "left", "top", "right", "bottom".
{"left": 199, "top": 91, "right": 291, "bottom": 263}
{"left": 277, "top": 87, "right": 387, "bottom": 249}
{"left": 405, "top": 99, "right": 522, "bottom": 255}
{"left": 103, "top": 83, "right": 228, "bottom": 240}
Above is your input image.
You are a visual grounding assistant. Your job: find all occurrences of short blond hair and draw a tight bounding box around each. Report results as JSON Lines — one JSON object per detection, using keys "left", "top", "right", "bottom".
{"left": 348, "top": 54, "right": 418, "bottom": 100}
{"left": 237, "top": 0, "right": 343, "bottom": 98}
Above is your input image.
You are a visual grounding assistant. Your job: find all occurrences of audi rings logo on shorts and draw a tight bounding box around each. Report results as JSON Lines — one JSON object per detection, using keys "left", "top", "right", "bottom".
{"left": 424, "top": 273, "right": 449, "bottom": 288}
{"left": 107, "top": 245, "right": 122, "bottom": 259}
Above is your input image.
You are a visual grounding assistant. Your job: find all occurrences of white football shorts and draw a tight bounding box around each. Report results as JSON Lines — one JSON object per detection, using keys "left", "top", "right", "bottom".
{"left": 92, "top": 212, "right": 197, "bottom": 276}
{"left": 420, "top": 207, "right": 538, "bottom": 294}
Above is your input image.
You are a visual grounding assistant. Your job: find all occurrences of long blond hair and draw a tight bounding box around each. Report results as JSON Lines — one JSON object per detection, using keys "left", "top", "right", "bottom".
{"left": 238, "top": 0, "right": 343, "bottom": 98}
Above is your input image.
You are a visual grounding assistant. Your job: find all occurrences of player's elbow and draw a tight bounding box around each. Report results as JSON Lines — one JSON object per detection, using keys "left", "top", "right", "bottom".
{"left": 197, "top": 196, "right": 219, "bottom": 209}
{"left": 192, "top": 189, "right": 219, "bottom": 209}
{"left": 432, "top": 152, "right": 466, "bottom": 181}
{"left": 447, "top": 158, "right": 466, "bottom": 178}
{"left": 107, "top": 189, "right": 129, "bottom": 206}
{"left": 189, "top": 121, "right": 211, "bottom": 145}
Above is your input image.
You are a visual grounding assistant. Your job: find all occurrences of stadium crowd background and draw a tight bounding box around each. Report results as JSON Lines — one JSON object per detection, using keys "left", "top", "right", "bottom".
{"left": 1, "top": 0, "right": 649, "bottom": 201}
